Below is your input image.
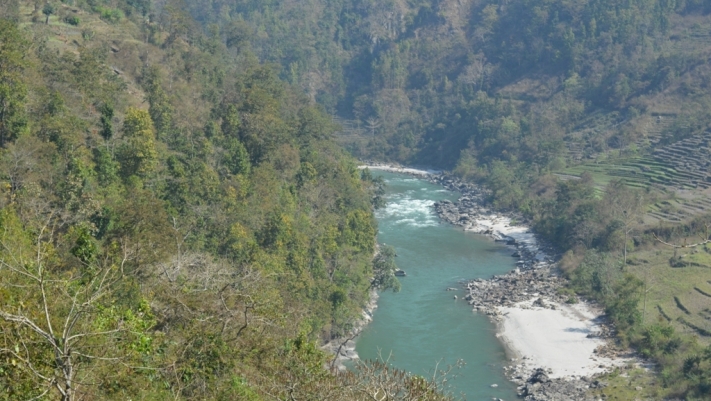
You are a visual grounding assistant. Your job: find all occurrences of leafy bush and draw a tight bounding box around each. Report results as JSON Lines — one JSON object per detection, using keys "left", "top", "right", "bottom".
{"left": 81, "top": 28, "right": 94, "bottom": 40}
{"left": 97, "top": 7, "right": 123, "bottom": 23}
{"left": 64, "top": 15, "right": 80, "bottom": 26}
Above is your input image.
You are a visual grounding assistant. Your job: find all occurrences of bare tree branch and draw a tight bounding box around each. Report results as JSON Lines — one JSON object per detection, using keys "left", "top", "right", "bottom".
{"left": 653, "top": 224, "right": 711, "bottom": 248}
{"left": 330, "top": 330, "right": 360, "bottom": 371}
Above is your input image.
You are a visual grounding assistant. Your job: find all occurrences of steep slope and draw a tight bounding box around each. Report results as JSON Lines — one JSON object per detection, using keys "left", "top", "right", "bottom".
{"left": 178, "top": 1, "right": 711, "bottom": 398}
{"left": 0, "top": 2, "right": 447, "bottom": 400}
{"left": 183, "top": 0, "right": 711, "bottom": 168}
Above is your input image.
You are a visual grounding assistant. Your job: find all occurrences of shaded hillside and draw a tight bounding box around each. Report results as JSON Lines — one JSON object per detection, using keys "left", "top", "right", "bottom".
{"left": 183, "top": 0, "right": 711, "bottom": 169}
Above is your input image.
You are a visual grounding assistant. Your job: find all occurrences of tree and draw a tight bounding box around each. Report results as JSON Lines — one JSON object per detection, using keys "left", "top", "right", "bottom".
{"left": 99, "top": 103, "right": 114, "bottom": 142}
{"left": 603, "top": 180, "right": 644, "bottom": 267}
{"left": 365, "top": 117, "right": 381, "bottom": 137}
{"left": 141, "top": 66, "right": 173, "bottom": 138}
{"left": 236, "top": 86, "right": 288, "bottom": 164}
{"left": 297, "top": 106, "right": 338, "bottom": 141}
{"left": 42, "top": 3, "right": 54, "bottom": 24}
{"left": 221, "top": 104, "right": 240, "bottom": 138}
{"left": 606, "top": 274, "right": 643, "bottom": 331}
{"left": 160, "top": 0, "right": 195, "bottom": 47}
{"left": 0, "top": 208, "right": 154, "bottom": 401}
{"left": 370, "top": 244, "right": 401, "bottom": 292}
{"left": 117, "top": 108, "right": 158, "bottom": 180}
{"left": 225, "top": 19, "right": 252, "bottom": 51}
{"left": 341, "top": 210, "right": 376, "bottom": 253}
{"left": 681, "top": 345, "right": 711, "bottom": 398}
{"left": 572, "top": 250, "right": 620, "bottom": 299}
{"left": 0, "top": 135, "right": 55, "bottom": 198}
{"left": 127, "top": 0, "right": 151, "bottom": 17}
{"left": 0, "top": 20, "right": 29, "bottom": 147}
{"left": 361, "top": 167, "right": 386, "bottom": 209}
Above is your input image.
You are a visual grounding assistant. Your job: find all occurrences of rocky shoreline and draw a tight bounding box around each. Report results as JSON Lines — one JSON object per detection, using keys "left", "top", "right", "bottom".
{"left": 429, "top": 175, "right": 555, "bottom": 269}
{"left": 321, "top": 289, "right": 379, "bottom": 371}
{"left": 466, "top": 268, "right": 623, "bottom": 400}
{"left": 428, "top": 173, "right": 629, "bottom": 401}
{"left": 356, "top": 164, "right": 634, "bottom": 400}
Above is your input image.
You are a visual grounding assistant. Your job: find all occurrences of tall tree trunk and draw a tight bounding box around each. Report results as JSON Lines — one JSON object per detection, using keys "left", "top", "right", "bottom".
{"left": 623, "top": 230, "right": 628, "bottom": 267}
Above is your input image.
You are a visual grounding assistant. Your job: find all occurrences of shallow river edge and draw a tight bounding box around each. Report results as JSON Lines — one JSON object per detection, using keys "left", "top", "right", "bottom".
{"left": 325, "top": 164, "right": 637, "bottom": 401}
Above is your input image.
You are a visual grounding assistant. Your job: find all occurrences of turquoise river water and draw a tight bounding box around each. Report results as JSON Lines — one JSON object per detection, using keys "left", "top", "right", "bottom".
{"left": 354, "top": 171, "right": 519, "bottom": 400}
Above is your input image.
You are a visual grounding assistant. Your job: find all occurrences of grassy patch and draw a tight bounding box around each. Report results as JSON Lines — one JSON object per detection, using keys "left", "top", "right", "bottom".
{"left": 592, "top": 366, "right": 661, "bottom": 400}
{"left": 626, "top": 245, "right": 711, "bottom": 346}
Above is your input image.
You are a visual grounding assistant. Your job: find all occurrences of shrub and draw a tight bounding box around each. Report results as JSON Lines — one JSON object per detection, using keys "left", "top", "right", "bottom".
{"left": 81, "top": 28, "right": 95, "bottom": 40}
{"left": 98, "top": 7, "right": 123, "bottom": 23}
{"left": 64, "top": 16, "right": 80, "bottom": 26}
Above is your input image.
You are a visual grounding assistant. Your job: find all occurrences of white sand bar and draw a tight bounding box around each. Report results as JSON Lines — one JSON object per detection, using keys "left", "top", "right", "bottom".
{"left": 358, "top": 164, "right": 439, "bottom": 177}
{"left": 499, "top": 299, "right": 625, "bottom": 378}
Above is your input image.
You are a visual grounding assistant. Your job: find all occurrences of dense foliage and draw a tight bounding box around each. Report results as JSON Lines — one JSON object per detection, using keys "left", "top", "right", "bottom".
{"left": 3, "top": 0, "right": 711, "bottom": 398}
{"left": 181, "top": 0, "right": 709, "bottom": 166}
{"left": 0, "top": 2, "right": 441, "bottom": 400}
{"left": 176, "top": 0, "right": 711, "bottom": 397}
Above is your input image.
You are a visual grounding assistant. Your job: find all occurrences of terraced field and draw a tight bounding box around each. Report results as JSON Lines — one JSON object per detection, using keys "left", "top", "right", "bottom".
{"left": 558, "top": 156, "right": 699, "bottom": 189}
{"left": 557, "top": 126, "right": 711, "bottom": 223}
{"left": 641, "top": 114, "right": 677, "bottom": 146}
{"left": 563, "top": 111, "right": 627, "bottom": 161}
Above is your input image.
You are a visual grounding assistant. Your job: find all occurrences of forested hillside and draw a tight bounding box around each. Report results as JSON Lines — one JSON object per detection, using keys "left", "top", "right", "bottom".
{"left": 3, "top": 0, "right": 711, "bottom": 399}
{"left": 0, "top": 1, "right": 451, "bottom": 400}
{"left": 179, "top": 0, "right": 711, "bottom": 398}
{"left": 182, "top": 0, "right": 711, "bottom": 166}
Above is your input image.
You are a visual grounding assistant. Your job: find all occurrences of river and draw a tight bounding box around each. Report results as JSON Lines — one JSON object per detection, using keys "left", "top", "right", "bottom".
{"left": 354, "top": 171, "right": 519, "bottom": 400}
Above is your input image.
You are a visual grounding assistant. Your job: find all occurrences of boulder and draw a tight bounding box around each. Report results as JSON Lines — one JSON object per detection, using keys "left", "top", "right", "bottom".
{"left": 528, "top": 368, "right": 551, "bottom": 384}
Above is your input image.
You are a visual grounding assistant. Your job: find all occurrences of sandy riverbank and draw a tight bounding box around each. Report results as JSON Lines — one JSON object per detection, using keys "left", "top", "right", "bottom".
{"left": 458, "top": 212, "right": 629, "bottom": 381}
{"left": 357, "top": 163, "right": 440, "bottom": 177}
{"left": 463, "top": 210, "right": 629, "bottom": 377}
{"left": 352, "top": 165, "right": 632, "bottom": 398}
{"left": 498, "top": 299, "right": 625, "bottom": 379}
{"left": 431, "top": 172, "right": 635, "bottom": 398}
